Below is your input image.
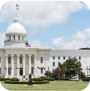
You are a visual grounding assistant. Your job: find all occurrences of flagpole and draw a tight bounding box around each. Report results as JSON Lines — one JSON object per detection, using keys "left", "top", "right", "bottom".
{"left": 16, "top": 5, "right": 17, "bottom": 17}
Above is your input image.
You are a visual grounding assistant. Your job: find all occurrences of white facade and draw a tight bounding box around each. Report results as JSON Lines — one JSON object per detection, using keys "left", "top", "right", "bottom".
{"left": 0, "top": 18, "right": 90, "bottom": 79}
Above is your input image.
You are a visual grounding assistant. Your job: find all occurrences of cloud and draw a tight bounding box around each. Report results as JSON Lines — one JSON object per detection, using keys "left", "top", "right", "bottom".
{"left": 73, "top": 31, "right": 87, "bottom": 41}
{"left": 84, "top": 28, "right": 90, "bottom": 38}
{"left": 0, "top": 1, "right": 88, "bottom": 27}
{"left": 29, "top": 39, "right": 41, "bottom": 47}
{"left": 52, "top": 28, "right": 90, "bottom": 49}
{"left": 0, "top": 33, "right": 5, "bottom": 46}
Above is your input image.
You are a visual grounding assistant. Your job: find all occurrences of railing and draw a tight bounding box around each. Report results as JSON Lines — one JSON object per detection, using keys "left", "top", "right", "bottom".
{"left": 4, "top": 40, "right": 25, "bottom": 42}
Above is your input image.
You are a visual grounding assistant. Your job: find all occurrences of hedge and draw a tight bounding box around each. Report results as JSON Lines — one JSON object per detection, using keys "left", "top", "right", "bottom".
{"left": 32, "top": 78, "right": 55, "bottom": 81}
{"left": 4, "top": 80, "right": 49, "bottom": 84}
{"left": 0, "top": 77, "right": 19, "bottom": 81}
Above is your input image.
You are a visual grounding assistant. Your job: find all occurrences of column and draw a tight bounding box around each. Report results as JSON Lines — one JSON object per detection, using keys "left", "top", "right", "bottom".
{"left": 11, "top": 35, "right": 13, "bottom": 41}
{"left": 34, "top": 55, "right": 37, "bottom": 77}
{"left": 28, "top": 55, "right": 31, "bottom": 74}
{"left": 23, "top": 55, "right": 25, "bottom": 75}
{"left": 55, "top": 55, "right": 58, "bottom": 68}
{"left": 5, "top": 55, "right": 8, "bottom": 77}
{"left": 11, "top": 55, "right": 14, "bottom": 76}
{"left": 17, "top": 54, "right": 20, "bottom": 76}
{"left": 49, "top": 55, "right": 52, "bottom": 72}
{"left": 20, "top": 35, "right": 22, "bottom": 41}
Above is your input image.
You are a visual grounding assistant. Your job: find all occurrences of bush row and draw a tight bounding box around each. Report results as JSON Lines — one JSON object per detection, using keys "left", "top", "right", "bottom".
{"left": 0, "top": 77, "right": 19, "bottom": 81}
{"left": 32, "top": 78, "right": 55, "bottom": 81}
{"left": 4, "top": 80, "right": 49, "bottom": 84}
{"left": 0, "top": 77, "right": 54, "bottom": 81}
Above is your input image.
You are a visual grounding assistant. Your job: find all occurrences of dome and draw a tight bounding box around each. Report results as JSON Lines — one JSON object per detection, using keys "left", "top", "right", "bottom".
{"left": 6, "top": 18, "right": 26, "bottom": 34}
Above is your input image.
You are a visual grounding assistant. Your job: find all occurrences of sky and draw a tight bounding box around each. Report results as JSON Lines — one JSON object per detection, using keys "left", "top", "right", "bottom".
{"left": 0, "top": 1, "right": 90, "bottom": 49}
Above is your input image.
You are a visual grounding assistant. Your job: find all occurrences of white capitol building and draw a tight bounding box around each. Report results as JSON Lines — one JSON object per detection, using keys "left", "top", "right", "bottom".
{"left": 0, "top": 18, "right": 90, "bottom": 79}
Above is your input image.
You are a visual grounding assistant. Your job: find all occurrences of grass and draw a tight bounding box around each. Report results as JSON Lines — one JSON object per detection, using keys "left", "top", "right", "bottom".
{"left": 1, "top": 81, "right": 89, "bottom": 91}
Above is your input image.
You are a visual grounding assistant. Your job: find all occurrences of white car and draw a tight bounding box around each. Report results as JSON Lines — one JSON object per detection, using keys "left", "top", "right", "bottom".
{"left": 69, "top": 78, "right": 79, "bottom": 81}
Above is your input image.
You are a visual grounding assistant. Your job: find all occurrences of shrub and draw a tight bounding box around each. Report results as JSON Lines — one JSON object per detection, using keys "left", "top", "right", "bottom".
{"left": 5, "top": 78, "right": 11, "bottom": 81}
{"left": 4, "top": 80, "right": 49, "bottom": 84}
{"left": 32, "top": 78, "right": 55, "bottom": 81}
{"left": 19, "top": 80, "right": 27, "bottom": 82}
{"left": 10, "top": 78, "right": 19, "bottom": 81}
{"left": 0, "top": 77, "right": 5, "bottom": 81}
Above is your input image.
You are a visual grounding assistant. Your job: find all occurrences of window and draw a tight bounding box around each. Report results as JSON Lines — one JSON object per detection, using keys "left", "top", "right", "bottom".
{"left": 53, "top": 56, "right": 55, "bottom": 60}
{"left": 20, "top": 57, "right": 22, "bottom": 64}
{"left": 18, "top": 36, "right": 20, "bottom": 40}
{"left": 58, "top": 56, "right": 60, "bottom": 60}
{"left": 8, "top": 68, "right": 11, "bottom": 74}
{"left": 9, "top": 36, "right": 11, "bottom": 41}
{"left": 40, "top": 57, "right": 43, "bottom": 63}
{"left": 41, "top": 68, "right": 43, "bottom": 74}
{"left": 63, "top": 56, "right": 65, "bottom": 60}
{"left": 13, "top": 35, "right": 15, "bottom": 40}
{"left": 0, "top": 57, "right": 1, "bottom": 63}
{"left": 31, "top": 67, "right": 33, "bottom": 74}
{"left": 0, "top": 67, "right": 1, "bottom": 74}
{"left": 22, "top": 36, "right": 24, "bottom": 41}
{"left": 53, "top": 62, "right": 55, "bottom": 66}
{"left": 31, "top": 57, "right": 33, "bottom": 64}
{"left": 79, "top": 56, "right": 81, "bottom": 60}
{"left": 58, "top": 62, "right": 60, "bottom": 66}
{"left": 8, "top": 57, "right": 11, "bottom": 64}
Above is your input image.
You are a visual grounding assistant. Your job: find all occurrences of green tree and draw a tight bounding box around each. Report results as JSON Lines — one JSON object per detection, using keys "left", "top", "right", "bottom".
{"left": 63, "top": 58, "right": 81, "bottom": 78}
{"left": 44, "top": 71, "right": 51, "bottom": 77}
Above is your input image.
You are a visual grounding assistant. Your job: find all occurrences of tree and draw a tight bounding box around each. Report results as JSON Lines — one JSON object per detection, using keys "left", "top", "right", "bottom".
{"left": 44, "top": 71, "right": 51, "bottom": 77}
{"left": 63, "top": 58, "right": 81, "bottom": 78}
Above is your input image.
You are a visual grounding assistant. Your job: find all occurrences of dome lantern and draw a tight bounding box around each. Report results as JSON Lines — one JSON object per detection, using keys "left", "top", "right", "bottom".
{"left": 13, "top": 18, "right": 19, "bottom": 23}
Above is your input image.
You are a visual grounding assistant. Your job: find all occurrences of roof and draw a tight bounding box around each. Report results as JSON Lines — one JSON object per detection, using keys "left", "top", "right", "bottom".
{"left": 6, "top": 18, "right": 26, "bottom": 34}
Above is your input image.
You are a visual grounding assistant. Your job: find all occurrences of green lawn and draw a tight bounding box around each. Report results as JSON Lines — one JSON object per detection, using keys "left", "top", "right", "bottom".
{"left": 1, "top": 81, "right": 89, "bottom": 91}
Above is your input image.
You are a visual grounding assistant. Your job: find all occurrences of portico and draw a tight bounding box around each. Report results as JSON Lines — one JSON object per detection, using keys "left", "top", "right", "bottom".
{"left": 5, "top": 53, "right": 37, "bottom": 78}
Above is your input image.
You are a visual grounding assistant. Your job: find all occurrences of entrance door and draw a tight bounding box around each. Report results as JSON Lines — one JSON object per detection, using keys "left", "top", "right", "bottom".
{"left": 20, "top": 68, "right": 23, "bottom": 75}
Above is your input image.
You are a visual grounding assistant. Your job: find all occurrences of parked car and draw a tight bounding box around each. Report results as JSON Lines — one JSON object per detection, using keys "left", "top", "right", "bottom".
{"left": 82, "top": 78, "right": 90, "bottom": 81}
{"left": 40, "top": 76, "right": 46, "bottom": 78}
{"left": 54, "top": 77, "right": 61, "bottom": 80}
{"left": 69, "top": 78, "right": 79, "bottom": 81}
{"left": 12, "top": 77, "right": 19, "bottom": 79}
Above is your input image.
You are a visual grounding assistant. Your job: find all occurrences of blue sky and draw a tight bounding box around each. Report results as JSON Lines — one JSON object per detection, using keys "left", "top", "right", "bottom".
{"left": 0, "top": 1, "right": 90, "bottom": 49}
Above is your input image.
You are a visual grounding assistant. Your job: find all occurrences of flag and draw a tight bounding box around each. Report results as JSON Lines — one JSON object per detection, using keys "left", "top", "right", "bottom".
{"left": 48, "top": 67, "right": 49, "bottom": 70}
{"left": 25, "top": 48, "right": 28, "bottom": 52}
{"left": 80, "top": 68, "right": 83, "bottom": 70}
{"left": 70, "top": 68, "right": 73, "bottom": 70}
{"left": 43, "top": 67, "right": 45, "bottom": 70}
{"left": 10, "top": 67, "right": 12, "bottom": 70}
{"left": 75, "top": 68, "right": 78, "bottom": 70}
{"left": 86, "top": 68, "right": 89, "bottom": 70}
{"left": 4, "top": 66, "right": 7, "bottom": 69}
{"left": 16, "top": 4, "right": 19, "bottom": 10}
{"left": 26, "top": 41, "right": 31, "bottom": 47}
{"left": 37, "top": 66, "right": 40, "bottom": 69}
{"left": 32, "top": 67, "right": 34, "bottom": 69}
{"left": 64, "top": 67, "right": 67, "bottom": 70}
{"left": 15, "top": 66, "right": 19, "bottom": 69}
{"left": 59, "top": 67, "right": 61, "bottom": 71}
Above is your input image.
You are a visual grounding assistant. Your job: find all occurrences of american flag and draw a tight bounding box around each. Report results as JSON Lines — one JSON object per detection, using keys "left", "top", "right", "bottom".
{"left": 25, "top": 48, "right": 28, "bottom": 52}
{"left": 80, "top": 68, "right": 83, "bottom": 70}
{"left": 70, "top": 68, "right": 73, "bottom": 70}
{"left": 10, "top": 67, "right": 12, "bottom": 70}
{"left": 16, "top": 4, "right": 19, "bottom": 10}
{"left": 26, "top": 42, "right": 31, "bottom": 47}
{"left": 15, "top": 66, "right": 19, "bottom": 69}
